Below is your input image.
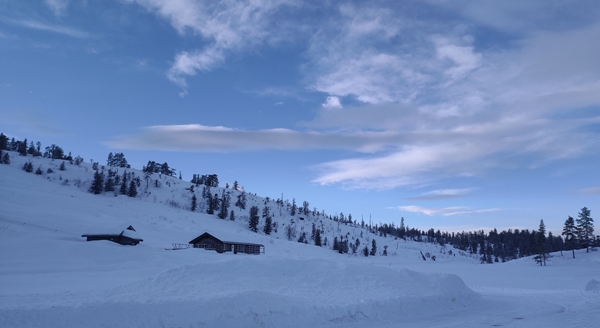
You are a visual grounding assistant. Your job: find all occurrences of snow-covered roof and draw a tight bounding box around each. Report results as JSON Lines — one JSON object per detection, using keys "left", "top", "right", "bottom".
{"left": 82, "top": 224, "right": 142, "bottom": 241}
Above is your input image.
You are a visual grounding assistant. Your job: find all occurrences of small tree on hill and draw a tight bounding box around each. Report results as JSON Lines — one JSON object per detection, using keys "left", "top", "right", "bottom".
{"left": 128, "top": 180, "right": 137, "bottom": 197}
{"left": 191, "top": 194, "right": 197, "bottom": 212}
{"left": 314, "top": 230, "right": 322, "bottom": 246}
{"left": 89, "top": 170, "right": 104, "bottom": 195}
{"left": 249, "top": 206, "right": 259, "bottom": 232}
{"left": 370, "top": 239, "right": 377, "bottom": 256}
{"left": 534, "top": 219, "right": 548, "bottom": 266}
{"left": 264, "top": 215, "right": 272, "bottom": 235}
{"left": 562, "top": 216, "right": 577, "bottom": 258}
{"left": 2, "top": 152, "right": 9, "bottom": 164}
{"left": 576, "top": 207, "right": 594, "bottom": 252}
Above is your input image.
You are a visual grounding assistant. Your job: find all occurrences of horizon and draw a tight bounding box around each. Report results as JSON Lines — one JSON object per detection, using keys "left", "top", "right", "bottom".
{"left": 1, "top": 0, "right": 599, "bottom": 234}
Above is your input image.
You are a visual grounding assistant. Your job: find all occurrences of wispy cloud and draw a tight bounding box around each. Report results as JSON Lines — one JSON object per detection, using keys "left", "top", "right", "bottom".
{"left": 406, "top": 188, "right": 476, "bottom": 201}
{"left": 579, "top": 187, "right": 600, "bottom": 195}
{"left": 390, "top": 205, "right": 500, "bottom": 217}
{"left": 44, "top": 0, "right": 69, "bottom": 16}
{"left": 1, "top": 17, "right": 90, "bottom": 38}
{"left": 129, "top": 0, "right": 297, "bottom": 92}
{"left": 107, "top": 124, "right": 413, "bottom": 153}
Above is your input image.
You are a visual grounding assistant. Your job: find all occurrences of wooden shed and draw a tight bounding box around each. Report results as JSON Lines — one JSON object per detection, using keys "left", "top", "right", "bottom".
{"left": 189, "top": 232, "right": 264, "bottom": 255}
{"left": 82, "top": 225, "right": 143, "bottom": 246}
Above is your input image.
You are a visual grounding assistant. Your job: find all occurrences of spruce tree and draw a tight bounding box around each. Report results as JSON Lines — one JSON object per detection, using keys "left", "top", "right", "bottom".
{"left": 562, "top": 216, "right": 577, "bottom": 258}
{"left": 120, "top": 172, "right": 128, "bottom": 195}
{"left": 59, "top": 162, "right": 66, "bottom": 171}
{"left": 89, "top": 170, "right": 104, "bottom": 194}
{"left": 249, "top": 206, "right": 259, "bottom": 232}
{"left": 576, "top": 207, "right": 594, "bottom": 252}
{"left": 264, "top": 215, "right": 272, "bottom": 235}
{"left": 2, "top": 152, "right": 10, "bottom": 164}
{"left": 291, "top": 198, "right": 297, "bottom": 216}
{"left": 128, "top": 180, "right": 137, "bottom": 197}
{"left": 229, "top": 210, "right": 235, "bottom": 221}
{"left": 370, "top": 239, "right": 377, "bottom": 256}
{"left": 206, "top": 193, "right": 214, "bottom": 214}
{"left": 314, "top": 230, "right": 322, "bottom": 246}
{"left": 535, "top": 220, "right": 548, "bottom": 266}
{"left": 218, "top": 192, "right": 229, "bottom": 219}
{"left": 191, "top": 194, "right": 197, "bottom": 212}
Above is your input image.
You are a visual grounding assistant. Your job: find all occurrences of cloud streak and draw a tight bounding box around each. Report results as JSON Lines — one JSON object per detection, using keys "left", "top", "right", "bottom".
{"left": 391, "top": 205, "right": 500, "bottom": 217}
{"left": 406, "top": 188, "right": 476, "bottom": 201}
{"left": 1, "top": 17, "right": 90, "bottom": 38}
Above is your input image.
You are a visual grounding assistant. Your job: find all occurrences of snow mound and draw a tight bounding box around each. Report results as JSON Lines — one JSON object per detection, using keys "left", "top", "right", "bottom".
{"left": 0, "top": 258, "right": 481, "bottom": 327}
{"left": 585, "top": 279, "right": 600, "bottom": 292}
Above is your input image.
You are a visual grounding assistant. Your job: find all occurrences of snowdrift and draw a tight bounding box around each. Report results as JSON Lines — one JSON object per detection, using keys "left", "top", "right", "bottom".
{"left": 0, "top": 257, "right": 480, "bottom": 327}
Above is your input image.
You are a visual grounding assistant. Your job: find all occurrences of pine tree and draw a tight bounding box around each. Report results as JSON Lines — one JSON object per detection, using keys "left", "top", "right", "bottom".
{"left": 314, "top": 229, "right": 322, "bottom": 246}
{"left": 120, "top": 172, "right": 128, "bottom": 195}
{"left": 562, "top": 216, "right": 577, "bottom": 258}
{"left": 229, "top": 210, "right": 235, "bottom": 221}
{"left": 59, "top": 162, "right": 66, "bottom": 171}
{"left": 264, "top": 215, "right": 272, "bottom": 235}
{"left": 363, "top": 245, "right": 369, "bottom": 257}
{"left": 2, "top": 152, "right": 10, "bottom": 164}
{"left": 534, "top": 220, "right": 548, "bottom": 266}
{"left": 104, "top": 170, "right": 115, "bottom": 192}
{"left": 218, "top": 192, "right": 229, "bottom": 219}
{"left": 370, "top": 239, "right": 377, "bottom": 256}
{"left": 89, "top": 170, "right": 104, "bottom": 194}
{"left": 291, "top": 198, "right": 297, "bottom": 216}
{"left": 128, "top": 180, "right": 137, "bottom": 197}
{"left": 576, "top": 207, "right": 594, "bottom": 252}
{"left": 189, "top": 194, "right": 197, "bottom": 212}
{"left": 249, "top": 206, "right": 259, "bottom": 232}
{"left": 206, "top": 193, "right": 215, "bottom": 214}
{"left": 0, "top": 133, "right": 7, "bottom": 150}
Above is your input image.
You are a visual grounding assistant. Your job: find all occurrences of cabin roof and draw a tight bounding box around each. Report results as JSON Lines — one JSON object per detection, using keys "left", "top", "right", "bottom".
{"left": 82, "top": 224, "right": 143, "bottom": 241}
{"left": 189, "top": 231, "right": 264, "bottom": 247}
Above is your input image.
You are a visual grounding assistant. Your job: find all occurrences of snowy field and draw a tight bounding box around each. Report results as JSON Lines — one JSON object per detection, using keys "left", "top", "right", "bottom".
{"left": 1, "top": 154, "right": 599, "bottom": 327}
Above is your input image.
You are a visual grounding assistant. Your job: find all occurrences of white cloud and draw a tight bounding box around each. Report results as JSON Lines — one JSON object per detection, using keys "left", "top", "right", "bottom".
{"left": 322, "top": 96, "right": 342, "bottom": 109}
{"left": 579, "top": 187, "right": 600, "bottom": 195}
{"left": 129, "top": 0, "right": 296, "bottom": 91}
{"left": 44, "top": 0, "right": 69, "bottom": 16}
{"left": 107, "top": 124, "right": 410, "bottom": 153}
{"left": 434, "top": 37, "right": 482, "bottom": 80}
{"left": 392, "top": 205, "right": 500, "bottom": 217}
{"left": 407, "top": 188, "right": 476, "bottom": 201}
{"left": 2, "top": 18, "right": 90, "bottom": 38}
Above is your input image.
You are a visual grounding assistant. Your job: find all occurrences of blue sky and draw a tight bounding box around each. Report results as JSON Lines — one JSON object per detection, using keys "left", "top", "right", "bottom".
{"left": 1, "top": 0, "right": 599, "bottom": 234}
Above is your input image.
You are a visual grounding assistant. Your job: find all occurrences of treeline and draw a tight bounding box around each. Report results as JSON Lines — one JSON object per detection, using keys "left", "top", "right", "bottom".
{"left": 0, "top": 132, "right": 80, "bottom": 163}
{"left": 371, "top": 210, "right": 596, "bottom": 264}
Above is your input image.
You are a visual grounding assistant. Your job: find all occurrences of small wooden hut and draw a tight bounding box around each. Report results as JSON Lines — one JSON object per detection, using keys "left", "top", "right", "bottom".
{"left": 189, "top": 232, "right": 264, "bottom": 255}
{"left": 82, "top": 225, "right": 143, "bottom": 246}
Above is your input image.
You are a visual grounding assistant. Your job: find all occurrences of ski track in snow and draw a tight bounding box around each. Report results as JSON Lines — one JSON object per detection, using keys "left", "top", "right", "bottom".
{"left": 1, "top": 153, "right": 599, "bottom": 327}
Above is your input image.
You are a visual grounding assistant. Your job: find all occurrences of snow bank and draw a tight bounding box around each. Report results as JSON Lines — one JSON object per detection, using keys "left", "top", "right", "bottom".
{"left": 0, "top": 257, "right": 480, "bottom": 327}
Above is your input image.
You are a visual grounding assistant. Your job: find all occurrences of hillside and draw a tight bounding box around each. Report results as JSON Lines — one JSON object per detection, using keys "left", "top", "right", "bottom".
{"left": 1, "top": 152, "right": 599, "bottom": 327}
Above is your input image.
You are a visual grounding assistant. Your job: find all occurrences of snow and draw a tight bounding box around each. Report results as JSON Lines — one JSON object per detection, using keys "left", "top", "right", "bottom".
{"left": 1, "top": 152, "right": 599, "bottom": 327}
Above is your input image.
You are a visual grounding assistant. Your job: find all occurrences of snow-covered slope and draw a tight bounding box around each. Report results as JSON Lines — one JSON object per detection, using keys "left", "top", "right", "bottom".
{"left": 1, "top": 152, "right": 599, "bottom": 327}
